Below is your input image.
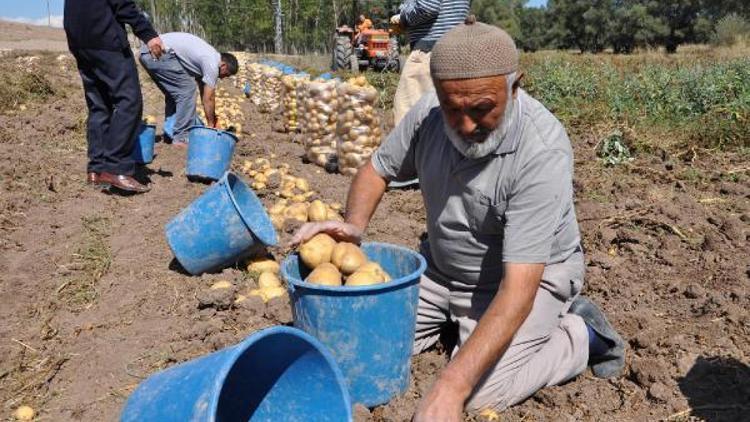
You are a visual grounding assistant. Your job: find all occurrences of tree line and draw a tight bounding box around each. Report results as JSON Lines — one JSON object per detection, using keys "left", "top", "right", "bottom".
{"left": 501, "top": 0, "right": 750, "bottom": 53}
{"left": 136, "top": 0, "right": 750, "bottom": 54}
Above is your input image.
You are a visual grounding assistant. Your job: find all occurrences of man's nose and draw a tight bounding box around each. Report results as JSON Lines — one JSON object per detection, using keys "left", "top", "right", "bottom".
{"left": 458, "top": 114, "right": 477, "bottom": 138}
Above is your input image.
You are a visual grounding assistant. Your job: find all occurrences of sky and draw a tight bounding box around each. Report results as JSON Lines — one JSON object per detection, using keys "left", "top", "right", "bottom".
{"left": 1, "top": 0, "right": 549, "bottom": 29}
{"left": 2, "top": 0, "right": 65, "bottom": 27}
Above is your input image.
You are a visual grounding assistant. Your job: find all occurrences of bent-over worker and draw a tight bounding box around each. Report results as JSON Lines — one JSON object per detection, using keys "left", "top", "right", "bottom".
{"left": 139, "top": 32, "right": 238, "bottom": 146}
{"left": 293, "top": 21, "right": 625, "bottom": 420}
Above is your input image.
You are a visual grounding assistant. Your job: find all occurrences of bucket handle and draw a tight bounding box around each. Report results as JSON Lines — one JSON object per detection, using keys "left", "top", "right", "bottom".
{"left": 187, "top": 125, "right": 240, "bottom": 143}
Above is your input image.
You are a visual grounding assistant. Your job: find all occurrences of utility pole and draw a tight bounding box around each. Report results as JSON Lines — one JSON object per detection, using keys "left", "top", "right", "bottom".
{"left": 274, "top": 0, "right": 284, "bottom": 54}
{"left": 46, "top": 0, "right": 51, "bottom": 27}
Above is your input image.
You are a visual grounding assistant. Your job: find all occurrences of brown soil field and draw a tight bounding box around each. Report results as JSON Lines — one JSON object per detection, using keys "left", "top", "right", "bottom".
{"left": 0, "top": 46, "right": 748, "bottom": 421}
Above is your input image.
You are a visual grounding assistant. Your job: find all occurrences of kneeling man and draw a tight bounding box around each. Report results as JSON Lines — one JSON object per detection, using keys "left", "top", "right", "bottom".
{"left": 293, "top": 20, "right": 625, "bottom": 419}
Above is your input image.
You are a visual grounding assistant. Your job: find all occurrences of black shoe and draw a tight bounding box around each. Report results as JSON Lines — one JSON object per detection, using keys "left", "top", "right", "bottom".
{"left": 569, "top": 296, "right": 626, "bottom": 378}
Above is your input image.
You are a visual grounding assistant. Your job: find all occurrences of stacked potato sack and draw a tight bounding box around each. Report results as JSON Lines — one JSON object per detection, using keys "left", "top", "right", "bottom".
{"left": 336, "top": 76, "right": 383, "bottom": 176}
{"left": 257, "top": 66, "right": 283, "bottom": 113}
{"left": 246, "top": 63, "right": 266, "bottom": 106}
{"left": 299, "top": 80, "right": 340, "bottom": 168}
{"left": 281, "top": 74, "right": 309, "bottom": 132}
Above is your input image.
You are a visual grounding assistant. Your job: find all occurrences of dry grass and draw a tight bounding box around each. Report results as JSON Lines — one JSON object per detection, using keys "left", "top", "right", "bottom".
{"left": 57, "top": 216, "right": 112, "bottom": 310}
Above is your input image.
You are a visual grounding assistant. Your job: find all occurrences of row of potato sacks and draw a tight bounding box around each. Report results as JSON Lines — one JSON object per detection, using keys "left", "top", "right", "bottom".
{"left": 241, "top": 62, "right": 385, "bottom": 177}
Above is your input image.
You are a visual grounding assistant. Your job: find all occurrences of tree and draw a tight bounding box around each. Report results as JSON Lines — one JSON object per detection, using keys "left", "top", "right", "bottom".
{"left": 547, "top": 0, "right": 613, "bottom": 53}
{"left": 517, "top": 6, "right": 550, "bottom": 51}
{"left": 608, "top": 1, "right": 666, "bottom": 53}
{"left": 472, "top": 0, "right": 523, "bottom": 39}
{"left": 645, "top": 0, "right": 703, "bottom": 53}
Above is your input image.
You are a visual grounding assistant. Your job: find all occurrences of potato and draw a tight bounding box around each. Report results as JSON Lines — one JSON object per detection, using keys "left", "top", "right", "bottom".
{"left": 271, "top": 214, "right": 284, "bottom": 230}
{"left": 308, "top": 200, "right": 328, "bottom": 222}
{"left": 332, "top": 243, "right": 367, "bottom": 275}
{"left": 339, "top": 246, "right": 367, "bottom": 275}
{"left": 262, "top": 286, "right": 287, "bottom": 301}
{"left": 13, "top": 406, "right": 35, "bottom": 421}
{"left": 299, "top": 233, "right": 336, "bottom": 269}
{"left": 327, "top": 208, "right": 344, "bottom": 221}
{"left": 284, "top": 203, "right": 309, "bottom": 222}
{"left": 346, "top": 261, "right": 391, "bottom": 286}
{"left": 210, "top": 280, "right": 233, "bottom": 290}
{"left": 247, "top": 257, "right": 280, "bottom": 274}
{"left": 144, "top": 115, "right": 156, "bottom": 125}
{"left": 258, "top": 272, "right": 283, "bottom": 289}
{"left": 295, "top": 178, "right": 310, "bottom": 192}
{"left": 305, "top": 262, "right": 342, "bottom": 286}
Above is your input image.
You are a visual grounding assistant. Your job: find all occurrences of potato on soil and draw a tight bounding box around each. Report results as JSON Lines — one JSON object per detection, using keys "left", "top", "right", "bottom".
{"left": 346, "top": 261, "right": 391, "bottom": 286}
{"left": 331, "top": 243, "right": 367, "bottom": 275}
{"left": 246, "top": 257, "right": 280, "bottom": 274}
{"left": 258, "top": 272, "right": 283, "bottom": 289}
{"left": 210, "top": 280, "right": 233, "bottom": 290}
{"left": 306, "top": 262, "right": 342, "bottom": 286}
{"left": 284, "top": 202, "right": 309, "bottom": 222}
{"left": 13, "top": 406, "right": 35, "bottom": 421}
{"left": 299, "top": 233, "right": 336, "bottom": 269}
{"left": 308, "top": 200, "right": 328, "bottom": 222}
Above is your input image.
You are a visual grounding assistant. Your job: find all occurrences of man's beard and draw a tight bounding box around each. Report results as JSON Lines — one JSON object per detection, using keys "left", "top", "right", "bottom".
{"left": 443, "top": 89, "right": 517, "bottom": 160}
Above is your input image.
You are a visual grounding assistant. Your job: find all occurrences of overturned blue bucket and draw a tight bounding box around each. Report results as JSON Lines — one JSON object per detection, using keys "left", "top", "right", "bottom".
{"left": 281, "top": 242, "right": 427, "bottom": 407}
{"left": 132, "top": 123, "right": 156, "bottom": 164}
{"left": 165, "top": 172, "right": 277, "bottom": 275}
{"left": 186, "top": 126, "right": 238, "bottom": 182}
{"left": 120, "top": 326, "right": 353, "bottom": 422}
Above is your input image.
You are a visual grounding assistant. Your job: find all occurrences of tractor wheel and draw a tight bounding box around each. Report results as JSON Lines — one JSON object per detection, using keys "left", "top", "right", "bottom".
{"left": 385, "top": 37, "right": 401, "bottom": 73}
{"left": 333, "top": 36, "right": 355, "bottom": 72}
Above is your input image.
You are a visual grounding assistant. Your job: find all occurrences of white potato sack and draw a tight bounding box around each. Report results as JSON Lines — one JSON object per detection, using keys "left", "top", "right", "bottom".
{"left": 336, "top": 79, "right": 383, "bottom": 176}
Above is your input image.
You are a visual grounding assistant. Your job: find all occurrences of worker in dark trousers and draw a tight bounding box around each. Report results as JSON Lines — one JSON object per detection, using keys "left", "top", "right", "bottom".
{"left": 64, "top": 0, "right": 164, "bottom": 194}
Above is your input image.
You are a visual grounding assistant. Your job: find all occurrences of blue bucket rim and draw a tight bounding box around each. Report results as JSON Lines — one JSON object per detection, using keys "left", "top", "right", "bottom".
{"left": 187, "top": 125, "right": 239, "bottom": 143}
{"left": 281, "top": 241, "right": 427, "bottom": 293}
{"left": 221, "top": 172, "right": 278, "bottom": 247}
{"left": 204, "top": 326, "right": 353, "bottom": 421}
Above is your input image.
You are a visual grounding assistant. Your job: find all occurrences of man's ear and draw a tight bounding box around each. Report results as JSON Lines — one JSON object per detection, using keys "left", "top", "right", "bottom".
{"left": 512, "top": 72, "right": 524, "bottom": 97}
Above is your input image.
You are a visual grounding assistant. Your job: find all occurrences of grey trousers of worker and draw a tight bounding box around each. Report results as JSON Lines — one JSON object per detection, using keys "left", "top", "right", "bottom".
{"left": 413, "top": 262, "right": 589, "bottom": 412}
{"left": 139, "top": 50, "right": 197, "bottom": 142}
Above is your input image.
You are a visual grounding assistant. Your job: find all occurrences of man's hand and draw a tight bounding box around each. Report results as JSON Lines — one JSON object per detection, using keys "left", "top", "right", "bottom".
{"left": 414, "top": 375, "right": 469, "bottom": 422}
{"left": 290, "top": 221, "right": 363, "bottom": 247}
{"left": 390, "top": 14, "right": 402, "bottom": 26}
{"left": 147, "top": 36, "right": 164, "bottom": 59}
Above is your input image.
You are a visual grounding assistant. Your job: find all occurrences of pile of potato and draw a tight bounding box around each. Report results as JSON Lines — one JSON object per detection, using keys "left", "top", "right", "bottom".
{"left": 257, "top": 67, "right": 283, "bottom": 113}
{"left": 336, "top": 76, "right": 383, "bottom": 177}
{"left": 281, "top": 74, "right": 308, "bottom": 133}
{"left": 240, "top": 256, "right": 287, "bottom": 302}
{"left": 196, "top": 87, "right": 245, "bottom": 134}
{"left": 240, "top": 158, "right": 343, "bottom": 230}
{"left": 299, "top": 234, "right": 391, "bottom": 287}
{"left": 299, "top": 80, "right": 339, "bottom": 168}
{"left": 268, "top": 198, "right": 343, "bottom": 230}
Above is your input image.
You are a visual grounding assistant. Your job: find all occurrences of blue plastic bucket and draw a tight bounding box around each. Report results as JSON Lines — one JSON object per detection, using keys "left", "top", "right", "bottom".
{"left": 132, "top": 123, "right": 156, "bottom": 164}
{"left": 186, "top": 126, "right": 238, "bottom": 182}
{"left": 165, "top": 172, "right": 277, "bottom": 275}
{"left": 120, "top": 326, "right": 353, "bottom": 422}
{"left": 164, "top": 115, "right": 204, "bottom": 140}
{"left": 281, "top": 242, "right": 427, "bottom": 407}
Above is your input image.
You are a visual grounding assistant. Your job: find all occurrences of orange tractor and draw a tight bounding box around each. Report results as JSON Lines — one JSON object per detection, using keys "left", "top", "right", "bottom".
{"left": 332, "top": 23, "right": 401, "bottom": 73}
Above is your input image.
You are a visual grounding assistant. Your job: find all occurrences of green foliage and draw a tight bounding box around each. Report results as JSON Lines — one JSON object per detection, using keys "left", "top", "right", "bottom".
{"left": 522, "top": 53, "right": 750, "bottom": 150}
{"left": 712, "top": 13, "right": 750, "bottom": 46}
